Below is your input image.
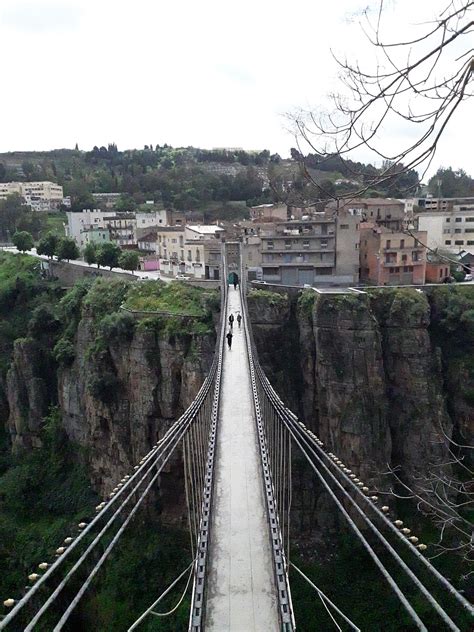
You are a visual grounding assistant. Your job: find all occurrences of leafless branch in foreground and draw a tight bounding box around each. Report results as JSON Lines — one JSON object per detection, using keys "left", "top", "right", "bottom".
{"left": 290, "top": 0, "right": 474, "bottom": 197}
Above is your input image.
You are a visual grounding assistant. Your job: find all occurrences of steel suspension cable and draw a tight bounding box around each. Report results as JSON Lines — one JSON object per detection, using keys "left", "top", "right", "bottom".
{"left": 290, "top": 562, "right": 361, "bottom": 632}
{"left": 284, "top": 420, "right": 460, "bottom": 632}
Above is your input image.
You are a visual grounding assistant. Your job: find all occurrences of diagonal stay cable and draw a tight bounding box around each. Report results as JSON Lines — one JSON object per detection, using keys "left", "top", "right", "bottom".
{"left": 261, "top": 383, "right": 463, "bottom": 632}
{"left": 257, "top": 359, "right": 473, "bottom": 616}
{"left": 259, "top": 372, "right": 462, "bottom": 631}
{"left": 290, "top": 562, "right": 361, "bottom": 632}
{"left": 0, "top": 361, "right": 216, "bottom": 630}
{"left": 24, "top": 415, "right": 198, "bottom": 631}
{"left": 127, "top": 561, "right": 194, "bottom": 631}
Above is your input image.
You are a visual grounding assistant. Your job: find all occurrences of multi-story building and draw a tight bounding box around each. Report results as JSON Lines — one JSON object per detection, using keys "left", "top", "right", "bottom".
{"left": 249, "top": 204, "right": 289, "bottom": 222}
{"left": 0, "top": 181, "right": 64, "bottom": 210}
{"left": 157, "top": 224, "right": 224, "bottom": 279}
{"left": 259, "top": 210, "right": 360, "bottom": 286}
{"left": 417, "top": 205, "right": 474, "bottom": 255}
{"left": 359, "top": 225, "right": 427, "bottom": 285}
{"left": 104, "top": 214, "right": 136, "bottom": 247}
{"left": 327, "top": 198, "right": 406, "bottom": 230}
{"left": 137, "top": 231, "right": 157, "bottom": 252}
{"left": 405, "top": 196, "right": 474, "bottom": 214}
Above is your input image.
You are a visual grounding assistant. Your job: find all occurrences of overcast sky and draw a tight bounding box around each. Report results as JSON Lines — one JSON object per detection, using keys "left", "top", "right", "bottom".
{"left": 0, "top": 0, "right": 471, "bottom": 179}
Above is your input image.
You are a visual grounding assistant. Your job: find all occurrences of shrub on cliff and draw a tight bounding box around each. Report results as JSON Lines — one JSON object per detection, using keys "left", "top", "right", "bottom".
{"left": 99, "top": 311, "right": 136, "bottom": 342}
{"left": 247, "top": 288, "right": 288, "bottom": 306}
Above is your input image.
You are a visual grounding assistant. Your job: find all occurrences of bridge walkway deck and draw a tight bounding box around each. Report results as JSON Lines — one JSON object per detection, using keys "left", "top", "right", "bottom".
{"left": 205, "top": 287, "right": 279, "bottom": 631}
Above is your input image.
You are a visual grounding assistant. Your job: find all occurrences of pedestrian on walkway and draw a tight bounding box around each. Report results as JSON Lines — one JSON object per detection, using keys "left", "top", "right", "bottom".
{"left": 226, "top": 330, "right": 233, "bottom": 349}
{"left": 233, "top": 280, "right": 238, "bottom": 290}
{"left": 236, "top": 313, "right": 242, "bottom": 327}
{"left": 228, "top": 313, "right": 234, "bottom": 328}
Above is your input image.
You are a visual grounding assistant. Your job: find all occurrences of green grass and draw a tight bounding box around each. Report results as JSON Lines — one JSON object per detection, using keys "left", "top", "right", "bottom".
{"left": 38, "top": 211, "right": 67, "bottom": 240}
{"left": 124, "top": 280, "right": 217, "bottom": 316}
{"left": 247, "top": 288, "right": 288, "bottom": 306}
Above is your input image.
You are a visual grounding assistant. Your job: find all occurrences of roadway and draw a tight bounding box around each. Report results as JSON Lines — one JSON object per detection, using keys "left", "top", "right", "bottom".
{"left": 0, "top": 247, "right": 171, "bottom": 282}
{"left": 205, "top": 287, "right": 279, "bottom": 631}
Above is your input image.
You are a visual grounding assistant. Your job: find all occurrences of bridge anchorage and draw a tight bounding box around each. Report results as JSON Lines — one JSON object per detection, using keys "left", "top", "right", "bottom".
{"left": 1, "top": 244, "right": 472, "bottom": 631}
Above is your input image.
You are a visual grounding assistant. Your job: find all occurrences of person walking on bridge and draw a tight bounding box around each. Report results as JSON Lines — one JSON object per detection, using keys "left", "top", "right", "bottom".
{"left": 226, "top": 330, "right": 233, "bottom": 350}
{"left": 236, "top": 313, "right": 242, "bottom": 328}
{"left": 228, "top": 313, "right": 234, "bottom": 328}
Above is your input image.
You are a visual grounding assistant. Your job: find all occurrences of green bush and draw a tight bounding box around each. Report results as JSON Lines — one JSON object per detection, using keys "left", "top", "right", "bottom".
{"left": 98, "top": 311, "right": 136, "bottom": 342}
{"left": 53, "top": 338, "right": 76, "bottom": 365}
{"left": 248, "top": 288, "right": 288, "bottom": 306}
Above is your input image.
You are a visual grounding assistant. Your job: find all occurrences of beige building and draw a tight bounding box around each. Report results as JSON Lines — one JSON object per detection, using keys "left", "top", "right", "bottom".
{"left": 0, "top": 181, "right": 64, "bottom": 210}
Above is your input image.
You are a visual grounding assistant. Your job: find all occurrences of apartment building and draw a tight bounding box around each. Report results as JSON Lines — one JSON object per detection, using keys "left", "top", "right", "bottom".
{"left": 360, "top": 225, "right": 427, "bottom": 285}
{"left": 249, "top": 204, "right": 289, "bottom": 222}
{"left": 157, "top": 226, "right": 186, "bottom": 276}
{"left": 0, "top": 181, "right": 64, "bottom": 210}
{"left": 417, "top": 205, "right": 474, "bottom": 255}
{"left": 327, "top": 198, "right": 406, "bottom": 230}
{"left": 259, "top": 210, "right": 360, "bottom": 286}
{"left": 406, "top": 196, "right": 474, "bottom": 214}
{"left": 104, "top": 214, "right": 136, "bottom": 246}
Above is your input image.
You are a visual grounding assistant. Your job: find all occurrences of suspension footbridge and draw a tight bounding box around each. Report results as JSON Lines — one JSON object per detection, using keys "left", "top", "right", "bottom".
{"left": 1, "top": 245, "right": 472, "bottom": 631}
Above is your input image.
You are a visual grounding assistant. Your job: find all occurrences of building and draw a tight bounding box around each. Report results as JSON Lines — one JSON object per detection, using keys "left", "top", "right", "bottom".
{"left": 249, "top": 204, "right": 289, "bottom": 222}
{"left": 417, "top": 205, "right": 474, "bottom": 255}
{"left": 0, "top": 181, "right": 64, "bottom": 210}
{"left": 259, "top": 210, "right": 360, "bottom": 286}
{"left": 425, "top": 254, "right": 451, "bottom": 284}
{"left": 104, "top": 214, "right": 136, "bottom": 247}
{"left": 66, "top": 209, "right": 137, "bottom": 248}
{"left": 157, "top": 224, "right": 224, "bottom": 279}
{"left": 137, "top": 232, "right": 157, "bottom": 252}
{"left": 359, "top": 225, "right": 427, "bottom": 286}
{"left": 327, "top": 198, "right": 406, "bottom": 230}
{"left": 405, "top": 196, "right": 474, "bottom": 213}
{"left": 81, "top": 227, "right": 110, "bottom": 245}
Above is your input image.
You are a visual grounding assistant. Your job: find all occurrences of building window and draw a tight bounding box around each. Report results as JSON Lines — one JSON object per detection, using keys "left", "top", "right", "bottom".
{"left": 355, "top": 243, "right": 359, "bottom": 249}
{"left": 385, "top": 253, "right": 396, "bottom": 264}
{"left": 455, "top": 229, "right": 462, "bottom": 233}
{"left": 466, "top": 217, "right": 474, "bottom": 222}
{"left": 267, "top": 240, "right": 274, "bottom": 250}
{"left": 443, "top": 229, "right": 451, "bottom": 234}
{"left": 340, "top": 224, "right": 349, "bottom": 229}
{"left": 402, "top": 254, "right": 407, "bottom": 262}
{"left": 467, "top": 240, "right": 474, "bottom": 245}
{"left": 455, "top": 240, "right": 464, "bottom": 245}
{"left": 445, "top": 240, "right": 451, "bottom": 245}
{"left": 321, "top": 240, "right": 328, "bottom": 248}
{"left": 400, "top": 239, "right": 405, "bottom": 248}
{"left": 187, "top": 250, "right": 192, "bottom": 261}
{"left": 386, "top": 239, "right": 391, "bottom": 248}
{"left": 446, "top": 218, "right": 450, "bottom": 223}
{"left": 465, "top": 228, "right": 474, "bottom": 233}
{"left": 412, "top": 251, "right": 420, "bottom": 261}
{"left": 196, "top": 250, "right": 200, "bottom": 262}
{"left": 303, "top": 240, "right": 310, "bottom": 249}
{"left": 455, "top": 217, "right": 462, "bottom": 222}
{"left": 284, "top": 240, "right": 292, "bottom": 249}
{"left": 403, "top": 266, "right": 413, "bottom": 272}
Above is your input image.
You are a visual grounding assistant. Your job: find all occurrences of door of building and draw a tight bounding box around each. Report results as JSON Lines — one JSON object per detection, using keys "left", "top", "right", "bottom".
{"left": 281, "top": 267, "right": 298, "bottom": 285}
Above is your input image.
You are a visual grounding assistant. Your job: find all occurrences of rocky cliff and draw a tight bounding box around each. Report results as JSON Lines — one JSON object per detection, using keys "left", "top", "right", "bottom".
{"left": 3, "top": 278, "right": 217, "bottom": 499}
{"left": 248, "top": 286, "right": 474, "bottom": 492}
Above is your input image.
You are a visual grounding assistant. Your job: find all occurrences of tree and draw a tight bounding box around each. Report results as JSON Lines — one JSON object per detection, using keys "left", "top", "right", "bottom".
{"left": 37, "top": 233, "right": 58, "bottom": 259}
{"left": 96, "top": 242, "right": 121, "bottom": 270}
{"left": 118, "top": 250, "right": 140, "bottom": 274}
{"left": 0, "top": 194, "right": 28, "bottom": 240}
{"left": 12, "top": 231, "right": 34, "bottom": 253}
{"left": 83, "top": 242, "right": 97, "bottom": 266}
{"left": 428, "top": 167, "right": 474, "bottom": 197}
{"left": 291, "top": 1, "right": 474, "bottom": 197}
{"left": 56, "top": 237, "right": 79, "bottom": 262}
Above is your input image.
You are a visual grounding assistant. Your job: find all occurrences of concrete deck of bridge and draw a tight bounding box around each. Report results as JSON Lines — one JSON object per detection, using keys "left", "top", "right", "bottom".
{"left": 205, "top": 287, "right": 279, "bottom": 631}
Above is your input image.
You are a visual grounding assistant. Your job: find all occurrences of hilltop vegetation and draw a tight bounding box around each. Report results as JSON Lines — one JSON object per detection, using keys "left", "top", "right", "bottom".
{"left": 4, "top": 145, "right": 471, "bottom": 217}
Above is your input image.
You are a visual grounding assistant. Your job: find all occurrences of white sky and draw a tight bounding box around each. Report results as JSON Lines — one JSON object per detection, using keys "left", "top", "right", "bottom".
{"left": 0, "top": 0, "right": 472, "bottom": 178}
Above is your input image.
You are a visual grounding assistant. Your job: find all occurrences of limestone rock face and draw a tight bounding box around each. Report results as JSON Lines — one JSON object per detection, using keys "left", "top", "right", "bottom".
{"left": 312, "top": 295, "right": 391, "bottom": 484}
{"left": 249, "top": 289, "right": 458, "bottom": 491}
{"left": 6, "top": 338, "right": 55, "bottom": 450}
{"left": 58, "top": 318, "right": 215, "bottom": 495}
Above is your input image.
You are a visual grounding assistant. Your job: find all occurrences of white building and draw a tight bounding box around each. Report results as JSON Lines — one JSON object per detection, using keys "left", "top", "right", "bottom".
{"left": 417, "top": 204, "right": 474, "bottom": 255}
